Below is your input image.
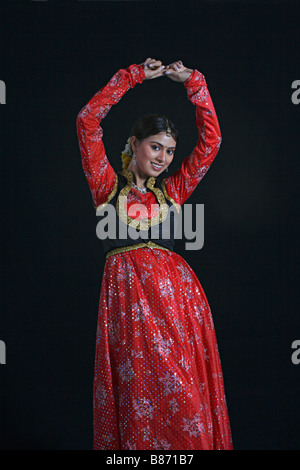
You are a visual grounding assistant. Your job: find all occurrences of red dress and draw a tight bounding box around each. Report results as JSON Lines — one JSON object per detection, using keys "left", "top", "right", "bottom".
{"left": 76, "top": 64, "right": 233, "bottom": 450}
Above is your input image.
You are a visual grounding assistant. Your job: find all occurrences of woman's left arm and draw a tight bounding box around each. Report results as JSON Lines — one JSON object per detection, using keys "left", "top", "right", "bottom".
{"left": 163, "top": 64, "right": 222, "bottom": 207}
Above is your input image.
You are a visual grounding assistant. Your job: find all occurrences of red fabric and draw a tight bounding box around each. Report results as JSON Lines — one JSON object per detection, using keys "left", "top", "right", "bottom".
{"left": 76, "top": 63, "right": 222, "bottom": 209}
{"left": 76, "top": 64, "right": 233, "bottom": 450}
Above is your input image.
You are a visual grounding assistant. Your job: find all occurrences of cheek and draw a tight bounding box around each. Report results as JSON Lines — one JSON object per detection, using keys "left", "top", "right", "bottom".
{"left": 142, "top": 148, "right": 155, "bottom": 161}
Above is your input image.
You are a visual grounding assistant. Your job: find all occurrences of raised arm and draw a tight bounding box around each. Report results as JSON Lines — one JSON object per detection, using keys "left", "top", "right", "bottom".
{"left": 162, "top": 61, "right": 222, "bottom": 206}
{"left": 76, "top": 64, "right": 146, "bottom": 208}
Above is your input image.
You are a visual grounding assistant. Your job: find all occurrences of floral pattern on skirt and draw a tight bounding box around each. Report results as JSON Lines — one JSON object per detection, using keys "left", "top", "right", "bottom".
{"left": 93, "top": 247, "right": 233, "bottom": 450}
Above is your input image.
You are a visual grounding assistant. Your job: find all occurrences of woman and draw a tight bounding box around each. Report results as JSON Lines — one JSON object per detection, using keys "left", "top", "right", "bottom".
{"left": 76, "top": 58, "right": 233, "bottom": 450}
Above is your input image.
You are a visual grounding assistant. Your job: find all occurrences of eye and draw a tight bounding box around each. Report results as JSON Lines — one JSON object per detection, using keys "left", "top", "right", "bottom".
{"left": 151, "top": 145, "right": 160, "bottom": 151}
{"left": 167, "top": 149, "right": 174, "bottom": 155}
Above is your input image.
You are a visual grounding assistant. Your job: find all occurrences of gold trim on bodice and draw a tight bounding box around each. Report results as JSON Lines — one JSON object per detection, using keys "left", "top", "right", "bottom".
{"left": 116, "top": 169, "right": 169, "bottom": 230}
{"left": 105, "top": 241, "right": 170, "bottom": 259}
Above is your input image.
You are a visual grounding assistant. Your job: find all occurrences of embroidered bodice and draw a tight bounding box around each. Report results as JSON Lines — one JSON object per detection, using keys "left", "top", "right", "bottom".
{"left": 76, "top": 63, "right": 222, "bottom": 254}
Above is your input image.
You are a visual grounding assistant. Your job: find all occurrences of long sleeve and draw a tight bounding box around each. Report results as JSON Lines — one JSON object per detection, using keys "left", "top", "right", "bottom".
{"left": 162, "top": 70, "right": 222, "bottom": 207}
{"left": 76, "top": 64, "right": 146, "bottom": 208}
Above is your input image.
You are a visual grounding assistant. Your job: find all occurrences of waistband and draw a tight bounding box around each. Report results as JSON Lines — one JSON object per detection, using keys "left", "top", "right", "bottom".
{"left": 105, "top": 241, "right": 171, "bottom": 259}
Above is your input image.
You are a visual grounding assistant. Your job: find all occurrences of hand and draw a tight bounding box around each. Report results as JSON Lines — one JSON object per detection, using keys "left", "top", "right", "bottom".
{"left": 164, "top": 60, "right": 193, "bottom": 83}
{"left": 140, "top": 57, "right": 165, "bottom": 80}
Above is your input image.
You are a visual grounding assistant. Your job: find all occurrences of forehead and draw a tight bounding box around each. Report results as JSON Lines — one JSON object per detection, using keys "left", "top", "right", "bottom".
{"left": 145, "top": 132, "right": 176, "bottom": 147}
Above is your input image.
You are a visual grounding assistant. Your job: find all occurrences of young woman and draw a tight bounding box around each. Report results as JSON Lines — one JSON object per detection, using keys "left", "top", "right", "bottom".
{"left": 76, "top": 58, "right": 233, "bottom": 450}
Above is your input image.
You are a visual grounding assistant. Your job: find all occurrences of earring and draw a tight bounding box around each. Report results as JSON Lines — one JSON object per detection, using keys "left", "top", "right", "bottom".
{"left": 132, "top": 153, "right": 137, "bottom": 165}
{"left": 165, "top": 166, "right": 168, "bottom": 172}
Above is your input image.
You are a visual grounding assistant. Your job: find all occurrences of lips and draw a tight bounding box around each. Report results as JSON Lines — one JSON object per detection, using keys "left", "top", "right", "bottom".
{"left": 151, "top": 162, "right": 163, "bottom": 171}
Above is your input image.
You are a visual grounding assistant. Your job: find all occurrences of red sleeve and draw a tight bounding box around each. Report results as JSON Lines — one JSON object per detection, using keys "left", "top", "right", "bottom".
{"left": 76, "top": 64, "right": 146, "bottom": 208}
{"left": 162, "top": 69, "right": 222, "bottom": 207}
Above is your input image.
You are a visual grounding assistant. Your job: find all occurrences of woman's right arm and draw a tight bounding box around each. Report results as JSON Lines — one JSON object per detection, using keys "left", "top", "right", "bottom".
{"left": 76, "top": 64, "right": 146, "bottom": 208}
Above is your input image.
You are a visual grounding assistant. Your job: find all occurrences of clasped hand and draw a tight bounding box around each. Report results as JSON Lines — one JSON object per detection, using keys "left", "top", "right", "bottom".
{"left": 141, "top": 58, "right": 193, "bottom": 83}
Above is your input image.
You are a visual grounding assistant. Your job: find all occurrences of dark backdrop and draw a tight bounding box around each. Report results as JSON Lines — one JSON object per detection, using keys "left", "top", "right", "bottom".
{"left": 0, "top": 0, "right": 299, "bottom": 450}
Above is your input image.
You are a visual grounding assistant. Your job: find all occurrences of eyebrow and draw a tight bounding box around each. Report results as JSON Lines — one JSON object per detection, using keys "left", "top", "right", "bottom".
{"left": 150, "top": 141, "right": 176, "bottom": 149}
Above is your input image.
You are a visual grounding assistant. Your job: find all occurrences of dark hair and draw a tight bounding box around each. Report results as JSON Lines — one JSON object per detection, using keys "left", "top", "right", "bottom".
{"left": 130, "top": 113, "right": 179, "bottom": 145}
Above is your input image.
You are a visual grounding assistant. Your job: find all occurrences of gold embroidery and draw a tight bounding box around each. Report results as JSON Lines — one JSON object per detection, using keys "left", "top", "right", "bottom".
{"left": 116, "top": 169, "right": 169, "bottom": 230}
{"left": 161, "top": 179, "right": 181, "bottom": 214}
{"left": 106, "top": 241, "right": 170, "bottom": 259}
{"left": 94, "top": 173, "right": 119, "bottom": 211}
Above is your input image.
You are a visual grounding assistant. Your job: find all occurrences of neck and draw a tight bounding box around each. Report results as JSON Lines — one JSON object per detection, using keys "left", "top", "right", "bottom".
{"left": 127, "top": 163, "right": 148, "bottom": 188}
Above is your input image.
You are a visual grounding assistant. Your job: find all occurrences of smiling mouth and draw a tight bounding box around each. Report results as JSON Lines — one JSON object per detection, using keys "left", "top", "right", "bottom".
{"left": 151, "top": 162, "right": 163, "bottom": 171}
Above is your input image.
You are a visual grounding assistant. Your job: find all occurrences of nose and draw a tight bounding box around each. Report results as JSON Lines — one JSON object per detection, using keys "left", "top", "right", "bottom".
{"left": 157, "top": 148, "right": 167, "bottom": 163}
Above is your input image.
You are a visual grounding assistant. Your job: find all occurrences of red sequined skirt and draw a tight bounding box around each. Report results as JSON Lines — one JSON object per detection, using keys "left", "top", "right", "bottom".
{"left": 93, "top": 246, "right": 233, "bottom": 450}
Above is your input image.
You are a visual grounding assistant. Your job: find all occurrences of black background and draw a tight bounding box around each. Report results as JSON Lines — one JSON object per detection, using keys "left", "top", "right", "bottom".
{"left": 0, "top": 0, "right": 299, "bottom": 450}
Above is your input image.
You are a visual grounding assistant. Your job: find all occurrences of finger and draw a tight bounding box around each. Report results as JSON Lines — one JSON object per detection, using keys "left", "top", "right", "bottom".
{"left": 151, "top": 69, "right": 166, "bottom": 80}
{"left": 151, "top": 65, "right": 166, "bottom": 77}
{"left": 167, "top": 62, "right": 179, "bottom": 69}
{"left": 164, "top": 68, "right": 173, "bottom": 76}
{"left": 140, "top": 58, "right": 150, "bottom": 67}
{"left": 172, "top": 61, "right": 183, "bottom": 71}
{"left": 144, "top": 58, "right": 154, "bottom": 68}
{"left": 148, "top": 58, "right": 156, "bottom": 67}
{"left": 175, "top": 63, "right": 186, "bottom": 72}
{"left": 167, "top": 64, "right": 178, "bottom": 72}
{"left": 148, "top": 59, "right": 162, "bottom": 69}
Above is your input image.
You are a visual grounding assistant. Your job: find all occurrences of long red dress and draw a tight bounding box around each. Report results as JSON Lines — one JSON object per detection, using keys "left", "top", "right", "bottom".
{"left": 76, "top": 64, "right": 233, "bottom": 450}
